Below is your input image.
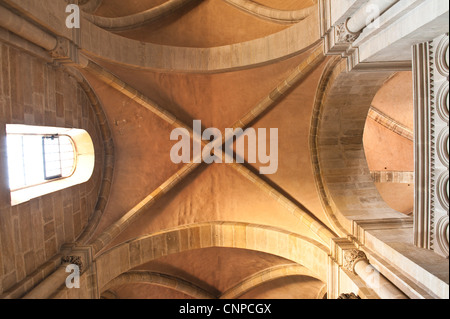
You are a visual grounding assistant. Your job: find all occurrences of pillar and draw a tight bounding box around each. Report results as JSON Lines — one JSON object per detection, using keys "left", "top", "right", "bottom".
{"left": 342, "top": 249, "right": 408, "bottom": 299}
{"left": 335, "top": 0, "right": 399, "bottom": 44}
{"left": 22, "top": 246, "right": 92, "bottom": 299}
{"left": 346, "top": 0, "right": 398, "bottom": 34}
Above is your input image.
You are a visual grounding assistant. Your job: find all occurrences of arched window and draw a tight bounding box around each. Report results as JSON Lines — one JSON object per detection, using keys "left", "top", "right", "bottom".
{"left": 6, "top": 124, "right": 95, "bottom": 206}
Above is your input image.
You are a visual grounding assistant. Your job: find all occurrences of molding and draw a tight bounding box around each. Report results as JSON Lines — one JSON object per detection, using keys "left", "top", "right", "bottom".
{"left": 436, "top": 216, "right": 449, "bottom": 256}
{"left": 0, "top": 26, "right": 52, "bottom": 62}
{"left": 352, "top": 218, "right": 413, "bottom": 246}
{"left": 82, "top": 0, "right": 197, "bottom": 32}
{"left": 413, "top": 34, "right": 449, "bottom": 257}
{"left": 413, "top": 40, "right": 432, "bottom": 249}
{"left": 310, "top": 56, "right": 349, "bottom": 238}
{"left": 352, "top": 238, "right": 446, "bottom": 299}
{"left": 368, "top": 106, "right": 414, "bottom": 141}
{"left": 223, "top": 0, "right": 316, "bottom": 24}
{"left": 63, "top": 67, "right": 115, "bottom": 246}
{"left": 351, "top": 60, "right": 412, "bottom": 72}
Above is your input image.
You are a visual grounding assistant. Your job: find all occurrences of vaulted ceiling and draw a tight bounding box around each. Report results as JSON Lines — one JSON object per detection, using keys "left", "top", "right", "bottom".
{"left": 73, "top": 0, "right": 413, "bottom": 299}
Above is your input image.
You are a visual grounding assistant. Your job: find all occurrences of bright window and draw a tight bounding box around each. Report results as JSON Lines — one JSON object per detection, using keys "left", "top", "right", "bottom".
{"left": 6, "top": 125, "right": 95, "bottom": 206}
{"left": 7, "top": 134, "right": 76, "bottom": 190}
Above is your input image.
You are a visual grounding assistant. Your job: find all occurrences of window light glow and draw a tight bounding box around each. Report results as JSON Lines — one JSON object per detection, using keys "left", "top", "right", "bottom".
{"left": 5, "top": 124, "right": 94, "bottom": 206}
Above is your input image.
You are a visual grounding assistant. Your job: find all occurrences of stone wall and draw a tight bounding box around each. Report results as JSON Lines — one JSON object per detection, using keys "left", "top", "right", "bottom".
{"left": 0, "top": 42, "right": 104, "bottom": 295}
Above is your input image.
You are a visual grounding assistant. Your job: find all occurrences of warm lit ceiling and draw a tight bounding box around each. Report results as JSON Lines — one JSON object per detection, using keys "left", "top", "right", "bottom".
{"left": 76, "top": 0, "right": 413, "bottom": 299}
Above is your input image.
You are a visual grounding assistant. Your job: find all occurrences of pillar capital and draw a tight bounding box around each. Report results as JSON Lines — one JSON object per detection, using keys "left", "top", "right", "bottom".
{"left": 343, "top": 249, "right": 369, "bottom": 273}
{"left": 335, "top": 19, "right": 361, "bottom": 44}
{"left": 49, "top": 36, "right": 82, "bottom": 66}
{"left": 338, "top": 292, "right": 361, "bottom": 299}
{"left": 60, "top": 245, "right": 94, "bottom": 274}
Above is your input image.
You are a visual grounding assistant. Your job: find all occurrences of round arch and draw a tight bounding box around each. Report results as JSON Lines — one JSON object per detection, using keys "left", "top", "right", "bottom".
{"left": 312, "top": 60, "right": 406, "bottom": 233}
{"left": 80, "top": 6, "right": 321, "bottom": 73}
{"left": 94, "top": 222, "right": 329, "bottom": 292}
{"left": 100, "top": 263, "right": 324, "bottom": 299}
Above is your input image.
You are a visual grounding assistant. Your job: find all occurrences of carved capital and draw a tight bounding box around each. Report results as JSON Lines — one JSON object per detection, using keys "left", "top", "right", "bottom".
{"left": 61, "top": 255, "right": 83, "bottom": 272}
{"left": 49, "top": 37, "right": 81, "bottom": 66}
{"left": 338, "top": 293, "right": 361, "bottom": 299}
{"left": 335, "top": 19, "right": 361, "bottom": 44}
{"left": 343, "top": 249, "right": 368, "bottom": 273}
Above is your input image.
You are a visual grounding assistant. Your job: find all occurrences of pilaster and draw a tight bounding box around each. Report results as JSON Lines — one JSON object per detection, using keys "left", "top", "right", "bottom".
{"left": 413, "top": 33, "right": 449, "bottom": 258}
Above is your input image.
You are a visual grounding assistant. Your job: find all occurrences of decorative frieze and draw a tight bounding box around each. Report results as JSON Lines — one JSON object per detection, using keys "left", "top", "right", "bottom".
{"left": 413, "top": 33, "right": 449, "bottom": 258}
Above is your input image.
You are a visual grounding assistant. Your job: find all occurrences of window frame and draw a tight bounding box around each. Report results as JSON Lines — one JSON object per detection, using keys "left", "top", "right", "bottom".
{"left": 6, "top": 124, "right": 95, "bottom": 206}
{"left": 41, "top": 134, "right": 77, "bottom": 181}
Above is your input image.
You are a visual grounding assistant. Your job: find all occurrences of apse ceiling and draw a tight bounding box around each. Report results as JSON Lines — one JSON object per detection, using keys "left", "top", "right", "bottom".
{"left": 75, "top": 0, "right": 414, "bottom": 299}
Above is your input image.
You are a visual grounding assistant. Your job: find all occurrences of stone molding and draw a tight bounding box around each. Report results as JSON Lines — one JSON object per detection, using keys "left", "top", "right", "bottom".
{"left": 413, "top": 33, "right": 449, "bottom": 257}
{"left": 223, "top": 0, "right": 316, "bottom": 24}
{"left": 368, "top": 106, "right": 414, "bottom": 141}
{"left": 82, "top": 0, "right": 196, "bottom": 32}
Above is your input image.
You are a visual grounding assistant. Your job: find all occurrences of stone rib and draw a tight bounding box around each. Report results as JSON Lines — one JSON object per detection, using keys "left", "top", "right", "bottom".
{"left": 83, "top": 0, "right": 197, "bottom": 31}
{"left": 223, "top": 0, "right": 316, "bottom": 24}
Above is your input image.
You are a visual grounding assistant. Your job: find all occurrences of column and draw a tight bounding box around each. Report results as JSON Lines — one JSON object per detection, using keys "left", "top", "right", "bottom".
{"left": 346, "top": 0, "right": 398, "bottom": 34}
{"left": 22, "top": 256, "right": 83, "bottom": 299}
{"left": 343, "top": 249, "right": 408, "bottom": 299}
{"left": 22, "top": 245, "right": 92, "bottom": 299}
{"left": 335, "top": 0, "right": 399, "bottom": 44}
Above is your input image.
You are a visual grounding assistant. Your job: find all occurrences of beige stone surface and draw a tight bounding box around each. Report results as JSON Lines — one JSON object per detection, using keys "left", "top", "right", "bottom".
{"left": 0, "top": 0, "right": 448, "bottom": 300}
{"left": 0, "top": 42, "right": 104, "bottom": 293}
{"left": 115, "top": 0, "right": 290, "bottom": 47}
